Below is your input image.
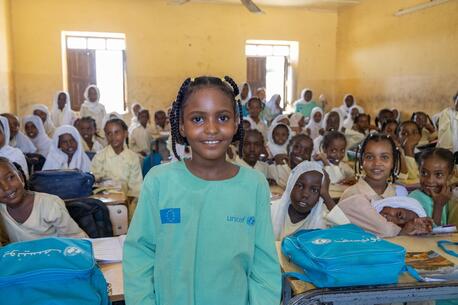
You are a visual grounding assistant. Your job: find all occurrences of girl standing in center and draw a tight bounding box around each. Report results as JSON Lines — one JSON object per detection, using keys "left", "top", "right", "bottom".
{"left": 80, "top": 85, "right": 107, "bottom": 134}
{"left": 123, "top": 76, "right": 281, "bottom": 305}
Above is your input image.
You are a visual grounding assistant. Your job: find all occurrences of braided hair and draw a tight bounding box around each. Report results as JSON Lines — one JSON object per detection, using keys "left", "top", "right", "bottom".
{"left": 169, "top": 76, "right": 244, "bottom": 160}
{"left": 355, "top": 133, "right": 401, "bottom": 182}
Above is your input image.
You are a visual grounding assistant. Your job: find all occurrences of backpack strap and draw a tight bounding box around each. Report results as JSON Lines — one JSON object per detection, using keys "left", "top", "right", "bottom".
{"left": 438, "top": 240, "right": 458, "bottom": 257}
{"left": 404, "top": 265, "right": 424, "bottom": 282}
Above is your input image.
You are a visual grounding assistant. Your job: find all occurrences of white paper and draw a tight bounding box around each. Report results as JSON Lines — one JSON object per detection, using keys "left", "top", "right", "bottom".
{"left": 87, "top": 235, "right": 126, "bottom": 263}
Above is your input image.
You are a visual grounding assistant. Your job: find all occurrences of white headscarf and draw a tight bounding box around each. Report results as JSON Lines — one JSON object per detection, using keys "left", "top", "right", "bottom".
{"left": 293, "top": 88, "right": 312, "bottom": 107}
{"left": 289, "top": 113, "right": 304, "bottom": 128}
{"left": 266, "top": 94, "right": 282, "bottom": 115}
{"left": 267, "top": 122, "right": 292, "bottom": 157}
{"left": 0, "top": 116, "right": 29, "bottom": 176}
{"left": 82, "top": 85, "right": 102, "bottom": 110}
{"left": 339, "top": 94, "right": 356, "bottom": 120}
{"left": 271, "top": 161, "right": 327, "bottom": 240}
{"left": 240, "top": 83, "right": 252, "bottom": 106}
{"left": 102, "top": 112, "right": 124, "bottom": 130}
{"left": 51, "top": 91, "right": 74, "bottom": 127}
{"left": 271, "top": 114, "right": 289, "bottom": 127}
{"left": 305, "top": 107, "right": 324, "bottom": 140}
{"left": 42, "top": 125, "right": 91, "bottom": 172}
{"left": 324, "top": 108, "right": 344, "bottom": 132}
{"left": 129, "top": 102, "right": 143, "bottom": 134}
{"left": 342, "top": 105, "right": 364, "bottom": 130}
{"left": 372, "top": 196, "right": 427, "bottom": 217}
{"left": 23, "top": 115, "right": 52, "bottom": 157}
{"left": 32, "top": 104, "right": 55, "bottom": 136}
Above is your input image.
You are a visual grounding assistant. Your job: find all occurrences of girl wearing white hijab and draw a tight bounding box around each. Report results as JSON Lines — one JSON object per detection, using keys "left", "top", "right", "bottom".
{"left": 437, "top": 91, "right": 458, "bottom": 153}
{"left": 128, "top": 102, "right": 143, "bottom": 134}
{"left": 264, "top": 94, "right": 282, "bottom": 123}
{"left": 23, "top": 115, "right": 52, "bottom": 157}
{"left": 338, "top": 94, "right": 356, "bottom": 120}
{"left": 294, "top": 88, "right": 319, "bottom": 118}
{"left": 0, "top": 113, "right": 36, "bottom": 154}
{"left": 239, "top": 82, "right": 252, "bottom": 117}
{"left": 32, "top": 104, "right": 55, "bottom": 137}
{"left": 0, "top": 116, "right": 29, "bottom": 177}
{"left": 342, "top": 105, "right": 364, "bottom": 131}
{"left": 312, "top": 109, "right": 343, "bottom": 155}
{"left": 305, "top": 107, "right": 324, "bottom": 140}
{"left": 80, "top": 85, "right": 107, "bottom": 134}
{"left": 51, "top": 91, "right": 76, "bottom": 127}
{"left": 267, "top": 122, "right": 292, "bottom": 158}
{"left": 271, "top": 161, "right": 329, "bottom": 240}
{"left": 42, "top": 125, "right": 91, "bottom": 172}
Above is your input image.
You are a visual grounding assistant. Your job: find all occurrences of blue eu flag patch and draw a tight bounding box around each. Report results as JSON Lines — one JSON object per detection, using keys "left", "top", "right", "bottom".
{"left": 160, "top": 208, "right": 181, "bottom": 224}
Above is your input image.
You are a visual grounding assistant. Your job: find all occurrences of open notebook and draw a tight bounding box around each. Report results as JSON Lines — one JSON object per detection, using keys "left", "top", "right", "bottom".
{"left": 87, "top": 235, "right": 126, "bottom": 263}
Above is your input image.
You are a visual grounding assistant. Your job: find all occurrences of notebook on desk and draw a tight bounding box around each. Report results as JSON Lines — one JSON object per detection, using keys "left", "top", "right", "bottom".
{"left": 87, "top": 235, "right": 126, "bottom": 263}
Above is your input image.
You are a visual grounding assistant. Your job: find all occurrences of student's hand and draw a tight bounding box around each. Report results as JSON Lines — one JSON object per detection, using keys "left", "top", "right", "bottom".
{"left": 320, "top": 170, "right": 331, "bottom": 198}
{"left": 313, "top": 153, "right": 330, "bottom": 166}
{"left": 431, "top": 184, "right": 452, "bottom": 208}
{"left": 340, "top": 176, "right": 357, "bottom": 185}
{"left": 425, "top": 117, "right": 436, "bottom": 133}
{"left": 402, "top": 134, "right": 421, "bottom": 157}
{"left": 401, "top": 218, "right": 433, "bottom": 235}
{"left": 274, "top": 154, "right": 289, "bottom": 165}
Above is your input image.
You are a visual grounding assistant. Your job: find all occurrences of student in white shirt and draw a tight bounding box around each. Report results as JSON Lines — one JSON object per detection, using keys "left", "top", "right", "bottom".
{"left": 50, "top": 91, "right": 76, "bottom": 127}
{"left": 32, "top": 104, "right": 56, "bottom": 137}
{"left": 23, "top": 115, "right": 52, "bottom": 157}
{"left": 129, "top": 109, "right": 154, "bottom": 156}
{"left": 0, "top": 113, "right": 36, "bottom": 154}
{"left": 80, "top": 85, "right": 107, "bottom": 134}
{"left": 245, "top": 97, "right": 268, "bottom": 139}
{"left": 0, "top": 116, "right": 29, "bottom": 178}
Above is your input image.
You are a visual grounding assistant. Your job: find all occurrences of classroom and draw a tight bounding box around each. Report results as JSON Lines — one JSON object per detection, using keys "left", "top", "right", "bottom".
{"left": 0, "top": 0, "right": 457, "bottom": 304}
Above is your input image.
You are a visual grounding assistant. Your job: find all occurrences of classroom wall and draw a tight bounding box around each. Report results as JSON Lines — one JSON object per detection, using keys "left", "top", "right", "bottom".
{"left": 10, "top": 0, "right": 338, "bottom": 116}
{"left": 0, "top": 0, "right": 14, "bottom": 113}
{"left": 335, "top": 0, "right": 458, "bottom": 119}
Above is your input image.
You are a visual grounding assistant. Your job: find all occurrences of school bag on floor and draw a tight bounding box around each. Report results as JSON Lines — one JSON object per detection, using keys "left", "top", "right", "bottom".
{"left": 29, "top": 169, "right": 95, "bottom": 200}
{"left": 0, "top": 237, "right": 111, "bottom": 305}
{"left": 282, "top": 224, "right": 419, "bottom": 288}
{"left": 66, "top": 198, "right": 113, "bottom": 238}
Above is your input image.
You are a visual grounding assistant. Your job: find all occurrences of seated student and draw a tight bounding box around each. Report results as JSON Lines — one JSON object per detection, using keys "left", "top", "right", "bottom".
{"left": 235, "top": 129, "right": 274, "bottom": 180}
{"left": 289, "top": 113, "right": 305, "bottom": 136}
{"left": 264, "top": 94, "right": 282, "bottom": 124}
{"left": 271, "top": 161, "right": 335, "bottom": 240}
{"left": 152, "top": 110, "right": 170, "bottom": 136}
{"left": 32, "top": 104, "right": 55, "bottom": 138}
{"left": 340, "top": 133, "right": 408, "bottom": 201}
{"left": 380, "top": 119, "right": 399, "bottom": 139}
{"left": 91, "top": 118, "right": 143, "bottom": 216}
{"left": 271, "top": 134, "right": 314, "bottom": 189}
{"left": 305, "top": 107, "right": 324, "bottom": 140}
{"left": 1, "top": 113, "right": 36, "bottom": 154}
{"left": 344, "top": 113, "right": 370, "bottom": 150}
{"left": 437, "top": 91, "right": 458, "bottom": 154}
{"left": 411, "top": 111, "right": 437, "bottom": 145}
{"left": 50, "top": 91, "right": 76, "bottom": 127}
{"left": 408, "top": 148, "right": 455, "bottom": 226}
{"left": 0, "top": 117, "right": 29, "bottom": 178}
{"left": 313, "top": 109, "right": 342, "bottom": 155}
{"left": 80, "top": 85, "right": 107, "bottom": 134}
{"left": 294, "top": 88, "right": 319, "bottom": 119}
{"left": 42, "top": 125, "right": 91, "bottom": 172}
{"left": 0, "top": 157, "right": 87, "bottom": 243}
{"left": 75, "top": 116, "right": 104, "bottom": 153}
{"left": 338, "top": 94, "right": 356, "bottom": 120}
{"left": 129, "top": 109, "right": 153, "bottom": 157}
{"left": 396, "top": 120, "right": 421, "bottom": 180}
{"left": 314, "top": 131, "right": 355, "bottom": 185}
{"left": 245, "top": 97, "right": 268, "bottom": 139}
{"left": 342, "top": 105, "right": 364, "bottom": 132}
{"left": 239, "top": 82, "right": 252, "bottom": 117}
{"left": 142, "top": 138, "right": 170, "bottom": 177}
{"left": 128, "top": 102, "right": 143, "bottom": 134}
{"left": 334, "top": 195, "right": 433, "bottom": 237}
{"left": 267, "top": 122, "right": 292, "bottom": 161}
{"left": 375, "top": 108, "right": 395, "bottom": 131}
{"left": 23, "top": 115, "right": 52, "bottom": 157}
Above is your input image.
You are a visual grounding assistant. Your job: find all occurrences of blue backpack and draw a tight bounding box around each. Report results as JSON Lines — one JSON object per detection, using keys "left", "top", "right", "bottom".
{"left": 282, "top": 224, "right": 420, "bottom": 288}
{"left": 0, "top": 238, "right": 111, "bottom": 305}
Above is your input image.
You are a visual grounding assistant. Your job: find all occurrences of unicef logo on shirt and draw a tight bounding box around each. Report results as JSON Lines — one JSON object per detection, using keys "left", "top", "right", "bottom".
{"left": 312, "top": 239, "right": 332, "bottom": 245}
{"left": 64, "top": 246, "right": 83, "bottom": 256}
{"left": 246, "top": 216, "right": 255, "bottom": 226}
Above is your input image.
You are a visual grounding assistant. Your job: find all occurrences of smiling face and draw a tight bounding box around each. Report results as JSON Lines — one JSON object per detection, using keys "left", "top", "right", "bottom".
{"left": 324, "top": 137, "right": 346, "bottom": 166}
{"left": 272, "top": 125, "right": 289, "bottom": 146}
{"left": 419, "top": 156, "right": 452, "bottom": 196}
{"left": 104, "top": 122, "right": 127, "bottom": 153}
{"left": 289, "top": 136, "right": 313, "bottom": 169}
{"left": 0, "top": 161, "right": 26, "bottom": 207}
{"left": 25, "top": 122, "right": 38, "bottom": 139}
{"left": 398, "top": 122, "right": 420, "bottom": 144}
{"left": 290, "top": 171, "right": 322, "bottom": 215}
{"left": 58, "top": 133, "right": 78, "bottom": 159}
{"left": 380, "top": 207, "right": 417, "bottom": 227}
{"left": 242, "top": 131, "right": 264, "bottom": 167}
{"left": 180, "top": 87, "right": 237, "bottom": 163}
{"left": 325, "top": 112, "right": 340, "bottom": 131}
{"left": 77, "top": 120, "right": 95, "bottom": 142}
{"left": 362, "top": 140, "right": 394, "bottom": 184}
{"left": 248, "top": 98, "right": 262, "bottom": 119}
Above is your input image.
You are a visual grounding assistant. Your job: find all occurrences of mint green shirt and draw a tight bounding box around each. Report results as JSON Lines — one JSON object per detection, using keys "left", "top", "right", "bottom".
{"left": 408, "top": 189, "right": 448, "bottom": 225}
{"left": 123, "top": 161, "right": 281, "bottom": 305}
{"left": 295, "top": 101, "right": 318, "bottom": 118}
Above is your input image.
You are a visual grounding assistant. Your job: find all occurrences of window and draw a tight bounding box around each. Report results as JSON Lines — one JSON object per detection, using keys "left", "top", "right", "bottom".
{"left": 62, "top": 32, "right": 126, "bottom": 113}
{"left": 245, "top": 40, "right": 297, "bottom": 108}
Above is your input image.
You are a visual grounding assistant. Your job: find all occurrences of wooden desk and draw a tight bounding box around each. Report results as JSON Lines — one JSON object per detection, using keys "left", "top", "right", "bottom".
{"left": 278, "top": 234, "right": 458, "bottom": 305}
{"left": 92, "top": 192, "right": 127, "bottom": 206}
{"left": 101, "top": 262, "right": 124, "bottom": 302}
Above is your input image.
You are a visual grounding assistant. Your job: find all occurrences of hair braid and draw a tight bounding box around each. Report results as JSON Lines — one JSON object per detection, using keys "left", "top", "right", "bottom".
{"left": 170, "top": 78, "right": 192, "bottom": 160}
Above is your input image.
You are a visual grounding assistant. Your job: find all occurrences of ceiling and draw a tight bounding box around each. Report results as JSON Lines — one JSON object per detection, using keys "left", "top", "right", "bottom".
{"left": 194, "top": 0, "right": 361, "bottom": 10}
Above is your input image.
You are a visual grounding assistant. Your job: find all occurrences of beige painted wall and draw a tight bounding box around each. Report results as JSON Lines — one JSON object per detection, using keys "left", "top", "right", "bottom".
{"left": 335, "top": 0, "right": 458, "bottom": 119}
{"left": 0, "top": 0, "right": 14, "bottom": 113}
{"left": 10, "top": 0, "right": 337, "bottom": 116}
